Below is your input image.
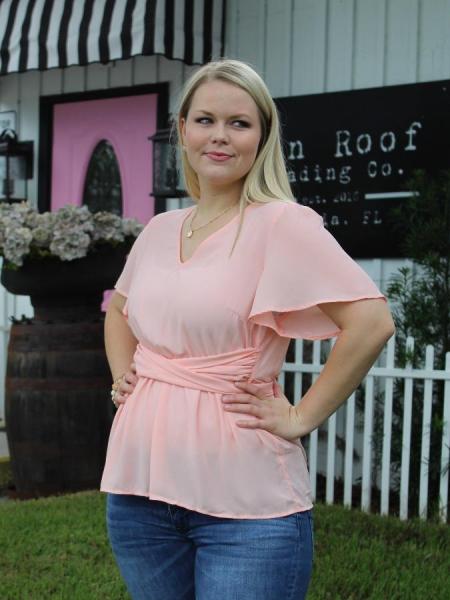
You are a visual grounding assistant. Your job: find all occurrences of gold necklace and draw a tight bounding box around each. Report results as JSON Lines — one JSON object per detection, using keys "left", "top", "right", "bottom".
{"left": 186, "top": 202, "right": 240, "bottom": 238}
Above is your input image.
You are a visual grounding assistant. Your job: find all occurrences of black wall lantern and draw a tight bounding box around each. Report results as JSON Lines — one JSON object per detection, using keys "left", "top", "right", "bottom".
{"left": 0, "top": 129, "right": 34, "bottom": 204}
{"left": 149, "top": 128, "right": 186, "bottom": 215}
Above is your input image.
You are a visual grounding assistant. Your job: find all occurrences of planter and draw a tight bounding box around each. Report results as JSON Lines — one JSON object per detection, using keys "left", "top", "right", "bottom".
{"left": 1, "top": 242, "right": 130, "bottom": 320}
{"left": 1, "top": 244, "right": 130, "bottom": 499}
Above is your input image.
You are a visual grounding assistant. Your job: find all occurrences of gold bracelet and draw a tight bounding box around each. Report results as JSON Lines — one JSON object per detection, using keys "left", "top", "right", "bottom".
{"left": 112, "top": 373, "right": 126, "bottom": 391}
{"left": 111, "top": 373, "right": 125, "bottom": 405}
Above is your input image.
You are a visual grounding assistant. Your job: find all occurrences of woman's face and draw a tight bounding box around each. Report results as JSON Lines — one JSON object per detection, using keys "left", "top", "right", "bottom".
{"left": 180, "top": 79, "right": 262, "bottom": 193}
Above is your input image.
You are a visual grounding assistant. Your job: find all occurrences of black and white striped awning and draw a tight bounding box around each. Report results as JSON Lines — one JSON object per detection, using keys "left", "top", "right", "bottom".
{"left": 0, "top": 0, "right": 226, "bottom": 75}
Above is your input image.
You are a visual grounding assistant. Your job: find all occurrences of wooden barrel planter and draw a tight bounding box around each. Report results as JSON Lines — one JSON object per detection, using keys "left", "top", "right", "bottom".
{"left": 1, "top": 244, "right": 130, "bottom": 499}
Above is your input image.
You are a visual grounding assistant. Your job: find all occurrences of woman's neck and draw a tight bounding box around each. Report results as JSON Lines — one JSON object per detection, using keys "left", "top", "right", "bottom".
{"left": 195, "top": 183, "right": 242, "bottom": 220}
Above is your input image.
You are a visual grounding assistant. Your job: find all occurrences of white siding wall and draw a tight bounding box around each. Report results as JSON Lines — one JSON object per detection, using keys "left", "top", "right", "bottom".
{"left": 0, "top": 0, "right": 449, "bottom": 457}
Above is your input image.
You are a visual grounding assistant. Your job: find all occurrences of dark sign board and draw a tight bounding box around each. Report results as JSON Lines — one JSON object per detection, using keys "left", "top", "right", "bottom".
{"left": 275, "top": 80, "right": 450, "bottom": 258}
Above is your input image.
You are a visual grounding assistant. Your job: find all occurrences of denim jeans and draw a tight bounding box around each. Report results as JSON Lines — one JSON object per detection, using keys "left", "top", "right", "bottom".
{"left": 106, "top": 492, "right": 314, "bottom": 600}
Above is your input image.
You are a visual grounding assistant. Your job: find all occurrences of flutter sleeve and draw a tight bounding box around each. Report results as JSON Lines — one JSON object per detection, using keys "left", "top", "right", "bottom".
{"left": 114, "top": 220, "right": 152, "bottom": 317}
{"left": 248, "top": 202, "right": 387, "bottom": 340}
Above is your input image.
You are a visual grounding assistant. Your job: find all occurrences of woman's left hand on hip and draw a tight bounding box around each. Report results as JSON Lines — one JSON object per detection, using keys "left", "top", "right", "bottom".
{"left": 221, "top": 381, "right": 305, "bottom": 442}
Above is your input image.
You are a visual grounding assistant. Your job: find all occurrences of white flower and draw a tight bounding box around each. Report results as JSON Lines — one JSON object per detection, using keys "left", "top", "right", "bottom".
{"left": 50, "top": 228, "right": 91, "bottom": 261}
{"left": 92, "top": 212, "right": 124, "bottom": 243}
{"left": 3, "top": 226, "right": 33, "bottom": 267}
{"left": 32, "top": 226, "right": 52, "bottom": 247}
{"left": 54, "top": 204, "right": 94, "bottom": 233}
{"left": 122, "top": 218, "right": 144, "bottom": 237}
{"left": 0, "top": 201, "right": 144, "bottom": 267}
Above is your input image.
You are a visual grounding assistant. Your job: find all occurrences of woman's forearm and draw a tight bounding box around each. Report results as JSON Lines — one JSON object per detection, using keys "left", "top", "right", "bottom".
{"left": 295, "top": 325, "right": 394, "bottom": 435}
{"left": 104, "top": 305, "right": 139, "bottom": 381}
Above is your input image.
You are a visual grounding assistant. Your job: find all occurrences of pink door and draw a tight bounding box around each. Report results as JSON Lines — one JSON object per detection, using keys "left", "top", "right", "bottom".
{"left": 50, "top": 93, "right": 158, "bottom": 310}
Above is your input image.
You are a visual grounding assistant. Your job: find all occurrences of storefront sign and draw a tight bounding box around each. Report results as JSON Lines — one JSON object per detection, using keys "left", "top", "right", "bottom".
{"left": 275, "top": 80, "right": 450, "bottom": 257}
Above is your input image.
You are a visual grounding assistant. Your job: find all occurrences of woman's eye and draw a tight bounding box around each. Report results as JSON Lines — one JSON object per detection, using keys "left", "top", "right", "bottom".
{"left": 233, "top": 120, "right": 249, "bottom": 128}
{"left": 195, "top": 117, "right": 249, "bottom": 128}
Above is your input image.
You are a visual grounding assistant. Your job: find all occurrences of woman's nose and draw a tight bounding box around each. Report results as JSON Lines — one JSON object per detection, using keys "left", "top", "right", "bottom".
{"left": 210, "top": 123, "right": 228, "bottom": 142}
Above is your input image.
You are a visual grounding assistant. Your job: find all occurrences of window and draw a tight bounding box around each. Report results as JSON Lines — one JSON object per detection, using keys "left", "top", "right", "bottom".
{"left": 82, "top": 140, "right": 122, "bottom": 214}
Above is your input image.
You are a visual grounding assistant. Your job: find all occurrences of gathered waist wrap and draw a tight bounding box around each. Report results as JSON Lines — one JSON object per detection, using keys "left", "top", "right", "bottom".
{"left": 133, "top": 343, "right": 281, "bottom": 398}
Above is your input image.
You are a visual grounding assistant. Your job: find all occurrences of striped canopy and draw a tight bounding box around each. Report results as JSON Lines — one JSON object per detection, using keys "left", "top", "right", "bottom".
{"left": 0, "top": 0, "right": 226, "bottom": 75}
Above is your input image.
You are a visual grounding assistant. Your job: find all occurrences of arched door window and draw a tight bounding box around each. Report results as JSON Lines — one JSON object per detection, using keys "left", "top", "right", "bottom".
{"left": 82, "top": 140, "right": 122, "bottom": 214}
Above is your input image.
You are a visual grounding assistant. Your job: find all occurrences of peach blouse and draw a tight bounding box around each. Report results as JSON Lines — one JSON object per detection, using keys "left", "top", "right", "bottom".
{"left": 100, "top": 200, "right": 386, "bottom": 518}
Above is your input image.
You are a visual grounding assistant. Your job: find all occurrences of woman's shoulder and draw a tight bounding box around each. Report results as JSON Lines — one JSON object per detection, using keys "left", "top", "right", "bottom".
{"left": 276, "top": 200, "right": 320, "bottom": 217}
{"left": 147, "top": 207, "right": 186, "bottom": 228}
{"left": 252, "top": 199, "right": 322, "bottom": 226}
{"left": 249, "top": 199, "right": 292, "bottom": 215}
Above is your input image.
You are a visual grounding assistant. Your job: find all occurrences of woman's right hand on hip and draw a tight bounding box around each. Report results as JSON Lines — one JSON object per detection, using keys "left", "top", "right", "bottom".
{"left": 114, "top": 362, "right": 138, "bottom": 407}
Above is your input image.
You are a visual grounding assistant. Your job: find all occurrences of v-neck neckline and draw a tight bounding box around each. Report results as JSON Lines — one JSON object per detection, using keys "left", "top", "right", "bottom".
{"left": 177, "top": 204, "right": 249, "bottom": 266}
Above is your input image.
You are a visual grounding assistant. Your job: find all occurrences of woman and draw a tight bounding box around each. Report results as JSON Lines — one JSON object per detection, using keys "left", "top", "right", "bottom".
{"left": 101, "top": 58, "right": 395, "bottom": 600}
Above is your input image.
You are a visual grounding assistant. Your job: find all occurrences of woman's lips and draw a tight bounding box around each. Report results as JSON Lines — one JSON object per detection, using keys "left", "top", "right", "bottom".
{"left": 205, "top": 153, "right": 233, "bottom": 162}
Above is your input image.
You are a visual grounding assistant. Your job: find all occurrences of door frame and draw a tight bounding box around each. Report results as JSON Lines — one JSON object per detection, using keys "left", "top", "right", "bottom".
{"left": 38, "top": 82, "right": 169, "bottom": 213}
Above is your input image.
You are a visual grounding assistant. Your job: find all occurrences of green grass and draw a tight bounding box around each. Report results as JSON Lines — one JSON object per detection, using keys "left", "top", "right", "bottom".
{"left": 0, "top": 490, "right": 127, "bottom": 599}
{"left": 0, "top": 490, "right": 448, "bottom": 599}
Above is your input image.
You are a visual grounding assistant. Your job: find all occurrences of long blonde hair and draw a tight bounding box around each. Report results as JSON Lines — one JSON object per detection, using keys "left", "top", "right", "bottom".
{"left": 172, "top": 58, "right": 296, "bottom": 256}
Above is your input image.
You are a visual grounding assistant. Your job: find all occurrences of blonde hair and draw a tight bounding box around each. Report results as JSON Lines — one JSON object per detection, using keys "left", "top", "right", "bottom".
{"left": 171, "top": 58, "right": 296, "bottom": 256}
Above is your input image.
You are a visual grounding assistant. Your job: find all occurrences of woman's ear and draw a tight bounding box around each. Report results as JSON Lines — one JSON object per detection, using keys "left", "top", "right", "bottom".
{"left": 179, "top": 117, "right": 186, "bottom": 145}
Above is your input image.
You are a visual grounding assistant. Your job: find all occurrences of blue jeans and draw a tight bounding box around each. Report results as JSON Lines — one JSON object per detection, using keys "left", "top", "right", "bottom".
{"left": 106, "top": 492, "right": 314, "bottom": 599}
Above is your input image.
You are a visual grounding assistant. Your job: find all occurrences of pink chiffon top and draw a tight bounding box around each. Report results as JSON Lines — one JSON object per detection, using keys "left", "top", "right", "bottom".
{"left": 100, "top": 200, "right": 386, "bottom": 518}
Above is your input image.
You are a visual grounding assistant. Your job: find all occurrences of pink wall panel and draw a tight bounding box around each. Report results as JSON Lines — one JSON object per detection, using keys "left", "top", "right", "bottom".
{"left": 51, "top": 93, "right": 157, "bottom": 224}
{"left": 50, "top": 93, "right": 158, "bottom": 311}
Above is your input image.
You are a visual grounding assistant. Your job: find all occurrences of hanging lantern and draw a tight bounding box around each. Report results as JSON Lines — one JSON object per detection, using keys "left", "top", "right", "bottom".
{"left": 149, "top": 128, "right": 186, "bottom": 214}
{"left": 0, "top": 129, "right": 33, "bottom": 204}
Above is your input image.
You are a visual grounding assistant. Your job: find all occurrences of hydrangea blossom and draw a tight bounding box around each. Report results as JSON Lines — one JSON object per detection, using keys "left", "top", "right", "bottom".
{"left": 3, "top": 226, "right": 33, "bottom": 267}
{"left": 91, "top": 212, "right": 125, "bottom": 243}
{"left": 49, "top": 228, "right": 91, "bottom": 261}
{"left": 0, "top": 202, "right": 144, "bottom": 269}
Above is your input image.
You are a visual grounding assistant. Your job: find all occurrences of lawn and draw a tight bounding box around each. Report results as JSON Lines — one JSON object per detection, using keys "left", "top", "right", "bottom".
{"left": 0, "top": 489, "right": 448, "bottom": 599}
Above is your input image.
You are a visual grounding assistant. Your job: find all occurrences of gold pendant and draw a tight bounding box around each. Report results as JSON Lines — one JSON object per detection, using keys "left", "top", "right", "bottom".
{"left": 186, "top": 229, "right": 193, "bottom": 238}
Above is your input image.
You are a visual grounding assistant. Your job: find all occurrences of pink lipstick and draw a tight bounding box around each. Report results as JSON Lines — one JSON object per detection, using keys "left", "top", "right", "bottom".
{"left": 205, "top": 152, "right": 233, "bottom": 162}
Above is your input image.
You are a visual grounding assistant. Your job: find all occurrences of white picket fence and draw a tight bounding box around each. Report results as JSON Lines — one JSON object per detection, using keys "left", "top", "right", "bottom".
{"left": 279, "top": 334, "right": 450, "bottom": 524}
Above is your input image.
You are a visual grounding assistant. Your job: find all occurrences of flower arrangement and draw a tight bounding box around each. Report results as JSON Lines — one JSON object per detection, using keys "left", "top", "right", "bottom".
{"left": 0, "top": 202, "right": 144, "bottom": 270}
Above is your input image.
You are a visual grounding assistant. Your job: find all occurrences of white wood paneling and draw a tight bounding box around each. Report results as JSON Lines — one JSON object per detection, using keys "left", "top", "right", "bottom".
{"left": 385, "top": 0, "right": 420, "bottom": 85}
{"left": 86, "top": 62, "right": 110, "bottom": 90}
{"left": 62, "top": 65, "right": 86, "bottom": 93}
{"left": 352, "top": 0, "right": 387, "bottom": 88}
{"left": 326, "top": 0, "right": 355, "bottom": 91}
{"left": 291, "top": 0, "right": 328, "bottom": 95}
{"left": 265, "top": 0, "right": 293, "bottom": 97}
{"left": 41, "top": 68, "right": 63, "bottom": 95}
{"left": 233, "top": 0, "right": 266, "bottom": 76}
{"left": 19, "top": 71, "right": 41, "bottom": 210}
{"left": 0, "top": 73, "right": 19, "bottom": 114}
{"left": 182, "top": 63, "right": 201, "bottom": 83}
{"left": 417, "top": 0, "right": 450, "bottom": 81}
{"left": 133, "top": 54, "right": 159, "bottom": 85}
{"left": 224, "top": 0, "right": 240, "bottom": 59}
{"left": 159, "top": 56, "right": 185, "bottom": 115}
{"left": 110, "top": 57, "right": 134, "bottom": 88}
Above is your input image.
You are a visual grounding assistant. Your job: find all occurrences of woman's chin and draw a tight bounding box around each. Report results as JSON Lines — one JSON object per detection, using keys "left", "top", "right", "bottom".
{"left": 197, "top": 169, "right": 248, "bottom": 188}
